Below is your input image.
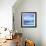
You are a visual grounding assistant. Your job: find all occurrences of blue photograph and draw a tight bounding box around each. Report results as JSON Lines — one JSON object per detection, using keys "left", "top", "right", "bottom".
{"left": 21, "top": 12, "right": 37, "bottom": 28}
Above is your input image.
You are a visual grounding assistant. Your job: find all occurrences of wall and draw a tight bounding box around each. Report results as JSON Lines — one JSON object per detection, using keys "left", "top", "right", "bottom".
{"left": 41, "top": 0, "right": 46, "bottom": 46}
{"left": 0, "top": 0, "right": 17, "bottom": 30}
{"left": 13, "top": 0, "right": 42, "bottom": 46}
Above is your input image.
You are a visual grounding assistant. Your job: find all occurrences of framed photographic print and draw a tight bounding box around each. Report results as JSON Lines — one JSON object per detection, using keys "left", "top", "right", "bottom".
{"left": 21, "top": 12, "right": 37, "bottom": 28}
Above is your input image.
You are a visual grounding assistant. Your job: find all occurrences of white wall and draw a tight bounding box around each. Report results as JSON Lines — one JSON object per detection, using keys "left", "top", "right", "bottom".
{"left": 41, "top": 0, "right": 46, "bottom": 46}
{"left": 0, "top": 0, "right": 17, "bottom": 30}
{"left": 13, "top": 0, "right": 46, "bottom": 46}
